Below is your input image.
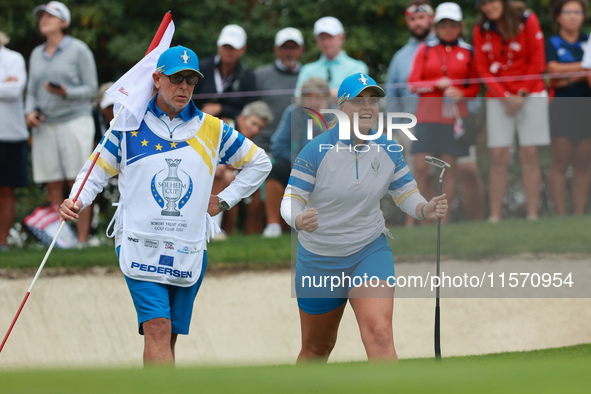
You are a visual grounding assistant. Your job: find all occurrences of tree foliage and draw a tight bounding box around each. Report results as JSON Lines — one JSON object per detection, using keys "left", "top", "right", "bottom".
{"left": 2, "top": 0, "right": 588, "bottom": 230}
{"left": 1, "top": 0, "right": 575, "bottom": 84}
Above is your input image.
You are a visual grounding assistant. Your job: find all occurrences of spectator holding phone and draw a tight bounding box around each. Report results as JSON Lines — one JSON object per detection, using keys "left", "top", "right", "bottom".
{"left": 24, "top": 1, "right": 98, "bottom": 246}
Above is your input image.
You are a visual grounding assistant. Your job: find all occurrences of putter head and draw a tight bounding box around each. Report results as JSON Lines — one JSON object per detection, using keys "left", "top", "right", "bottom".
{"left": 424, "top": 156, "right": 451, "bottom": 169}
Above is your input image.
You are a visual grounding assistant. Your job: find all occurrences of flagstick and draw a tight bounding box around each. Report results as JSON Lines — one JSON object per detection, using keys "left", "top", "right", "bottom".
{"left": 0, "top": 106, "right": 124, "bottom": 354}
{"left": 1, "top": 10, "right": 173, "bottom": 356}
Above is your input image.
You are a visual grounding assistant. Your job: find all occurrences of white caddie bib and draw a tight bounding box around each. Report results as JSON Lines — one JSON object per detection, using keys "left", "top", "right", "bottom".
{"left": 115, "top": 113, "right": 221, "bottom": 286}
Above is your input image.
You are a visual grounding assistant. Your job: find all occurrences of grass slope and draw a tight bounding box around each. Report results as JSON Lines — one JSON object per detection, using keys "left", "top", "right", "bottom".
{"left": 0, "top": 344, "right": 589, "bottom": 393}
{"left": 1, "top": 215, "right": 589, "bottom": 271}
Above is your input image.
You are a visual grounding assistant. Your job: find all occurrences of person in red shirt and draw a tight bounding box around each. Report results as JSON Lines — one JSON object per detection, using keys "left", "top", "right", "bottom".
{"left": 473, "top": 0, "right": 550, "bottom": 222}
{"left": 408, "top": 2, "right": 480, "bottom": 223}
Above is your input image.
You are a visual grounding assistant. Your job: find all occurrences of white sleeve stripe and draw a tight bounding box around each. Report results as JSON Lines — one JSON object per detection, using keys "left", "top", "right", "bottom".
{"left": 291, "top": 169, "right": 316, "bottom": 184}
{"left": 218, "top": 130, "right": 239, "bottom": 158}
{"left": 225, "top": 139, "right": 254, "bottom": 165}
{"left": 391, "top": 165, "right": 409, "bottom": 181}
{"left": 388, "top": 180, "right": 419, "bottom": 198}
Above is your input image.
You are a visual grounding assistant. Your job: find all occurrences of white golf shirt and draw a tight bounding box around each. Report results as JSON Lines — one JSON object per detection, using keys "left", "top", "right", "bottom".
{"left": 281, "top": 127, "right": 426, "bottom": 257}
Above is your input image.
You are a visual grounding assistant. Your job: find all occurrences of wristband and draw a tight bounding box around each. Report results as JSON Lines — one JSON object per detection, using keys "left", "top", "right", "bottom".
{"left": 421, "top": 204, "right": 427, "bottom": 220}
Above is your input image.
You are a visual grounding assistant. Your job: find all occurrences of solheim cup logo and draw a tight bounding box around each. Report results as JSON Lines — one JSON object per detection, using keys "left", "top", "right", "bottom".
{"left": 162, "top": 159, "right": 183, "bottom": 216}
{"left": 151, "top": 159, "right": 194, "bottom": 216}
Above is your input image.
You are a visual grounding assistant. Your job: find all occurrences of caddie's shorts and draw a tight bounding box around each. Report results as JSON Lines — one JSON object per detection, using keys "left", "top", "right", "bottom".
{"left": 296, "top": 235, "right": 395, "bottom": 315}
{"left": 119, "top": 247, "right": 207, "bottom": 335}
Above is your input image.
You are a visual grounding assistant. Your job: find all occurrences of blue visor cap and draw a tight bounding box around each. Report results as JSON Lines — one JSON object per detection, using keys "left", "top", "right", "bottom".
{"left": 337, "top": 73, "right": 385, "bottom": 106}
{"left": 157, "top": 45, "right": 204, "bottom": 78}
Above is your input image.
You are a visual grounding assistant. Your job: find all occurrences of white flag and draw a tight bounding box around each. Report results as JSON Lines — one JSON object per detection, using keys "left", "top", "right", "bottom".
{"left": 106, "top": 20, "right": 175, "bottom": 131}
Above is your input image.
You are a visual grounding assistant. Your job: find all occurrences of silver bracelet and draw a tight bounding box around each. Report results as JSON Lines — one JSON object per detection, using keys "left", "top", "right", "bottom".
{"left": 421, "top": 204, "right": 427, "bottom": 220}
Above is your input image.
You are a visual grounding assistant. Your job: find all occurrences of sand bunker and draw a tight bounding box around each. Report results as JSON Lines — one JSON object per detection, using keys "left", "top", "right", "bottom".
{"left": 0, "top": 255, "right": 590, "bottom": 369}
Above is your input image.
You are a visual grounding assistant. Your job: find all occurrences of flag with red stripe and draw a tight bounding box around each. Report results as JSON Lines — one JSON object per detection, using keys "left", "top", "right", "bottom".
{"left": 105, "top": 12, "right": 175, "bottom": 131}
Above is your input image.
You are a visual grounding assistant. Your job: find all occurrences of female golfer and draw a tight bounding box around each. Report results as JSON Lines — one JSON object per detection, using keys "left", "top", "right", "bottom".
{"left": 281, "top": 73, "right": 448, "bottom": 362}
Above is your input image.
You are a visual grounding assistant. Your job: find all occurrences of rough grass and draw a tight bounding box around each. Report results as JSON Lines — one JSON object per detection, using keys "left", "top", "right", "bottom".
{"left": 1, "top": 214, "right": 589, "bottom": 272}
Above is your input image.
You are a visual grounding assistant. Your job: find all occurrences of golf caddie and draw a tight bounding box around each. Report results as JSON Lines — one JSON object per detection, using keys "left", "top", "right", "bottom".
{"left": 59, "top": 45, "right": 271, "bottom": 365}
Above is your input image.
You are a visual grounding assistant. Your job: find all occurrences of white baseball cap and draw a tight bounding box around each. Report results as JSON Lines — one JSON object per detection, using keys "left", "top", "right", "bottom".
{"left": 313, "top": 16, "right": 344, "bottom": 37}
{"left": 33, "top": 1, "right": 71, "bottom": 27}
{"left": 434, "top": 2, "right": 463, "bottom": 23}
{"left": 100, "top": 93, "right": 116, "bottom": 110}
{"left": 275, "top": 27, "right": 304, "bottom": 47}
{"left": 217, "top": 24, "right": 247, "bottom": 49}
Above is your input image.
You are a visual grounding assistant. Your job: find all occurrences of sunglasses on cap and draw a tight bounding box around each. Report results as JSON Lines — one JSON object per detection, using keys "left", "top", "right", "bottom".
{"left": 405, "top": 4, "right": 434, "bottom": 16}
{"left": 160, "top": 73, "right": 200, "bottom": 85}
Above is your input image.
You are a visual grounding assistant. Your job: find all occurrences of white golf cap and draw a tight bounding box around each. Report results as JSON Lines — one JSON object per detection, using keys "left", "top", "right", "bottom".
{"left": 217, "top": 24, "right": 247, "bottom": 49}
{"left": 100, "top": 93, "right": 116, "bottom": 110}
{"left": 313, "top": 16, "right": 344, "bottom": 37}
{"left": 434, "top": 2, "right": 463, "bottom": 23}
{"left": 33, "top": 1, "right": 71, "bottom": 27}
{"left": 275, "top": 27, "right": 304, "bottom": 47}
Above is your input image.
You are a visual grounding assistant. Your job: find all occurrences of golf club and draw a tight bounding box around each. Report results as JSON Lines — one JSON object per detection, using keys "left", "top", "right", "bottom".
{"left": 424, "top": 155, "right": 450, "bottom": 361}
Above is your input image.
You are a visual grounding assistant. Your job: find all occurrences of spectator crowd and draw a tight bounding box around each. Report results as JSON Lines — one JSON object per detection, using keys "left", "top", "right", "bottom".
{"left": 1, "top": 0, "right": 591, "bottom": 250}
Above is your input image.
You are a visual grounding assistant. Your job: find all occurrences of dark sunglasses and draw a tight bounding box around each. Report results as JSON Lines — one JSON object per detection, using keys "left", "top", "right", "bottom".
{"left": 437, "top": 20, "right": 460, "bottom": 28}
{"left": 161, "top": 73, "right": 200, "bottom": 85}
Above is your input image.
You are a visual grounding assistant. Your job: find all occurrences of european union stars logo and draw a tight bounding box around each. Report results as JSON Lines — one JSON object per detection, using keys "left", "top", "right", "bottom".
{"left": 126, "top": 122, "right": 189, "bottom": 165}
{"left": 159, "top": 255, "right": 174, "bottom": 267}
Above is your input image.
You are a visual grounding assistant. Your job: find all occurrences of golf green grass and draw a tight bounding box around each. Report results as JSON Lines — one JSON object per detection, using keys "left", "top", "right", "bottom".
{"left": 1, "top": 344, "right": 589, "bottom": 393}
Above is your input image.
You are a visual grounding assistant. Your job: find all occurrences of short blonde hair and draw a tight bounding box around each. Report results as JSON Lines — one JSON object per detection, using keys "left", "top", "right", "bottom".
{"left": 300, "top": 77, "right": 330, "bottom": 97}
{"left": 241, "top": 101, "right": 273, "bottom": 124}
